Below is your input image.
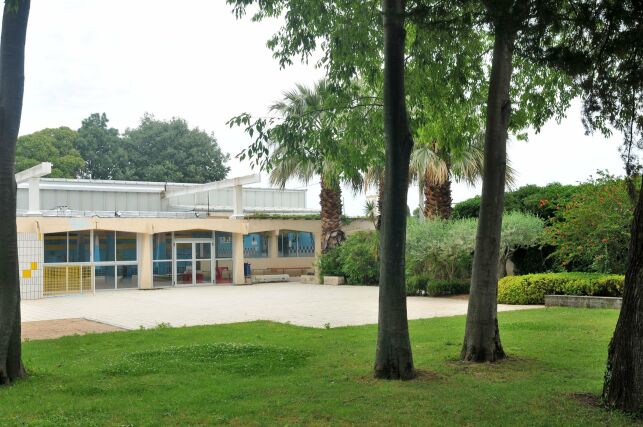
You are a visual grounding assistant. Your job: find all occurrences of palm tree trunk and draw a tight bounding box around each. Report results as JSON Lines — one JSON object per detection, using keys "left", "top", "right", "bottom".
{"left": 602, "top": 177, "right": 643, "bottom": 413}
{"left": 320, "top": 176, "right": 344, "bottom": 252}
{"left": 374, "top": 0, "right": 415, "bottom": 380}
{"left": 461, "top": 10, "right": 518, "bottom": 362}
{"left": 0, "top": 0, "right": 30, "bottom": 385}
{"left": 423, "top": 176, "right": 453, "bottom": 220}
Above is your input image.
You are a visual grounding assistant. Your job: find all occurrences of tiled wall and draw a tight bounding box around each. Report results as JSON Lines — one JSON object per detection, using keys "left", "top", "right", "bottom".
{"left": 18, "top": 232, "right": 43, "bottom": 300}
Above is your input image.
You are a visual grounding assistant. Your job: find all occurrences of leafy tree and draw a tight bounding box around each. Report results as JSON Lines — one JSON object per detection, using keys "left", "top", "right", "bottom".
{"left": 523, "top": 0, "right": 643, "bottom": 411}
{"left": 0, "top": 0, "right": 29, "bottom": 385}
{"left": 15, "top": 127, "right": 84, "bottom": 178}
{"left": 75, "top": 113, "right": 128, "bottom": 180}
{"left": 462, "top": 0, "right": 576, "bottom": 363}
{"left": 266, "top": 82, "right": 365, "bottom": 252}
{"left": 498, "top": 212, "right": 544, "bottom": 276}
{"left": 454, "top": 182, "right": 580, "bottom": 222}
{"left": 125, "top": 115, "right": 230, "bottom": 183}
{"left": 545, "top": 175, "right": 633, "bottom": 274}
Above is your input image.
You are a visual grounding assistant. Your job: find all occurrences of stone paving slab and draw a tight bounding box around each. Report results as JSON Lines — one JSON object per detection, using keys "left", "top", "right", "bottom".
{"left": 21, "top": 282, "right": 541, "bottom": 330}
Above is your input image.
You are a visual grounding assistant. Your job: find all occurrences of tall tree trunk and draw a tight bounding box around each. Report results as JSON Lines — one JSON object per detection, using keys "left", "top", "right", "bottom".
{"left": 0, "top": 0, "right": 30, "bottom": 385}
{"left": 376, "top": 175, "right": 384, "bottom": 230}
{"left": 602, "top": 178, "right": 643, "bottom": 413}
{"left": 424, "top": 175, "right": 453, "bottom": 219}
{"left": 375, "top": 0, "right": 415, "bottom": 380}
{"left": 320, "top": 176, "right": 344, "bottom": 253}
{"left": 461, "top": 13, "right": 516, "bottom": 362}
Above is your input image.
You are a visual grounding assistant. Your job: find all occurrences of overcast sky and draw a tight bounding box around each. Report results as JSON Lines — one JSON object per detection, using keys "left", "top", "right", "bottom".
{"left": 18, "top": 0, "right": 626, "bottom": 215}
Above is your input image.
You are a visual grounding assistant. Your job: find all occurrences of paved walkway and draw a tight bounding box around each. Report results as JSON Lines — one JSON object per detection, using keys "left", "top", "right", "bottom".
{"left": 21, "top": 282, "right": 541, "bottom": 330}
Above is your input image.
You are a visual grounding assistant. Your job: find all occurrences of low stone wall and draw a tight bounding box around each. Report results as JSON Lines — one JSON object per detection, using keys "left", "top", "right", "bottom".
{"left": 544, "top": 295, "right": 622, "bottom": 309}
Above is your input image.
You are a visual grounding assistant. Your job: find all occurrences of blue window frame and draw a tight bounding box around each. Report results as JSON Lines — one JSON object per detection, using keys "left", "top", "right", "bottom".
{"left": 278, "top": 231, "right": 315, "bottom": 257}
{"left": 243, "top": 233, "right": 269, "bottom": 258}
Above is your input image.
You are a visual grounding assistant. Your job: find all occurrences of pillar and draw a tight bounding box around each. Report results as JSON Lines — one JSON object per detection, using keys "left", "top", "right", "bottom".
{"left": 231, "top": 185, "right": 243, "bottom": 218}
{"left": 27, "top": 177, "right": 40, "bottom": 214}
{"left": 232, "top": 232, "right": 246, "bottom": 285}
{"left": 138, "top": 233, "right": 153, "bottom": 289}
{"left": 269, "top": 230, "right": 279, "bottom": 264}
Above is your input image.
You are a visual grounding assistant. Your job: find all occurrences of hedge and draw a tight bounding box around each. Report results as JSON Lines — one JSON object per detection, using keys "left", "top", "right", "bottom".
{"left": 497, "top": 272, "right": 624, "bottom": 305}
{"left": 406, "top": 276, "right": 470, "bottom": 297}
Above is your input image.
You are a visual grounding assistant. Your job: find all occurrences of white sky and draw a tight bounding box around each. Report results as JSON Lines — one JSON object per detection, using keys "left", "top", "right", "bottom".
{"left": 17, "top": 0, "right": 626, "bottom": 215}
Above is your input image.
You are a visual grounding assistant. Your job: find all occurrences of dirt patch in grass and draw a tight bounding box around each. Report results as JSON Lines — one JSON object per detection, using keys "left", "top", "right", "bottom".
{"left": 568, "top": 392, "right": 602, "bottom": 408}
{"left": 22, "top": 318, "right": 124, "bottom": 341}
{"left": 447, "top": 356, "right": 541, "bottom": 382}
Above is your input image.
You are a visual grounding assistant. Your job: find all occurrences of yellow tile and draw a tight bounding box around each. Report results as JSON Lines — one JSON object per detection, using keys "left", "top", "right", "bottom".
{"left": 31, "top": 262, "right": 37, "bottom": 270}
{"left": 22, "top": 270, "right": 31, "bottom": 279}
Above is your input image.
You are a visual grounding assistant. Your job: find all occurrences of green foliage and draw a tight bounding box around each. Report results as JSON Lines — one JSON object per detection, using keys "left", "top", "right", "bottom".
{"left": 318, "top": 231, "right": 379, "bottom": 285}
{"left": 76, "top": 113, "right": 129, "bottom": 180}
{"left": 545, "top": 175, "right": 633, "bottom": 274}
{"left": 498, "top": 272, "right": 624, "bottom": 305}
{"left": 454, "top": 182, "right": 579, "bottom": 222}
{"left": 406, "top": 217, "right": 478, "bottom": 282}
{"left": 407, "top": 213, "right": 543, "bottom": 281}
{"left": 124, "top": 114, "right": 230, "bottom": 183}
{"left": 16, "top": 127, "right": 84, "bottom": 178}
{"left": 406, "top": 276, "right": 470, "bottom": 297}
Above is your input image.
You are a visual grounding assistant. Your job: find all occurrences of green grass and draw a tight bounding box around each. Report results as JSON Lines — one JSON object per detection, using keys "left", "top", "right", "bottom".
{"left": 2, "top": 308, "right": 641, "bottom": 426}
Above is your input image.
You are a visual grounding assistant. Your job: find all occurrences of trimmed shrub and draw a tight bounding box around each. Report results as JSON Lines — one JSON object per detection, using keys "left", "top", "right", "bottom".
{"left": 497, "top": 272, "right": 624, "bottom": 305}
{"left": 317, "top": 245, "right": 343, "bottom": 278}
{"left": 406, "top": 275, "right": 470, "bottom": 296}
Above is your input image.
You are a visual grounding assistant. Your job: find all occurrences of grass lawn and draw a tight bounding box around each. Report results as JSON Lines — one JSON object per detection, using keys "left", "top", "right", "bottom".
{"left": 2, "top": 308, "right": 641, "bottom": 426}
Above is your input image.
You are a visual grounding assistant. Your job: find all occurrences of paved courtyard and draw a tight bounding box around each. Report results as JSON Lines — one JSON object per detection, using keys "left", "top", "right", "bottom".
{"left": 21, "top": 282, "right": 541, "bottom": 330}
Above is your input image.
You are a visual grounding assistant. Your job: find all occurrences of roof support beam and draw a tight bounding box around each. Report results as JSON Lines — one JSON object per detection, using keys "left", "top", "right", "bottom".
{"left": 161, "top": 174, "right": 261, "bottom": 199}
{"left": 15, "top": 162, "right": 52, "bottom": 214}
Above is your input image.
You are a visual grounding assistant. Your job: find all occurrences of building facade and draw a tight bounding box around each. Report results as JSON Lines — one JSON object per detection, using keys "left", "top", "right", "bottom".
{"left": 15, "top": 164, "right": 371, "bottom": 300}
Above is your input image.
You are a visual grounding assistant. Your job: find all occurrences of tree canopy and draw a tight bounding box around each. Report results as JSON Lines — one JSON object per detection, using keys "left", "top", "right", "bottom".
{"left": 15, "top": 127, "right": 84, "bottom": 178}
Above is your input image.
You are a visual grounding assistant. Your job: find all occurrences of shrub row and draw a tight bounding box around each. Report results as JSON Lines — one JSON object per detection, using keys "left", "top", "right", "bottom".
{"left": 406, "top": 276, "right": 470, "bottom": 297}
{"left": 497, "top": 272, "right": 624, "bottom": 305}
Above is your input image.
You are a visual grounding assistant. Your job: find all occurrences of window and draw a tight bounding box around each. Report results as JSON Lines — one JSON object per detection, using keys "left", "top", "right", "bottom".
{"left": 243, "top": 233, "right": 269, "bottom": 258}
{"left": 153, "top": 232, "right": 172, "bottom": 260}
{"left": 215, "top": 231, "right": 232, "bottom": 259}
{"left": 93, "top": 231, "right": 139, "bottom": 290}
{"left": 68, "top": 231, "right": 91, "bottom": 263}
{"left": 44, "top": 232, "right": 69, "bottom": 263}
{"left": 278, "top": 231, "right": 315, "bottom": 257}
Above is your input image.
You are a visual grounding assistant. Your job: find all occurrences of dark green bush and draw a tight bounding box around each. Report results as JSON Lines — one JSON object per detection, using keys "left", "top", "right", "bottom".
{"left": 317, "top": 245, "right": 343, "bottom": 278}
{"left": 497, "top": 272, "right": 624, "bottom": 305}
{"left": 317, "top": 231, "right": 379, "bottom": 285}
{"left": 406, "top": 275, "right": 470, "bottom": 296}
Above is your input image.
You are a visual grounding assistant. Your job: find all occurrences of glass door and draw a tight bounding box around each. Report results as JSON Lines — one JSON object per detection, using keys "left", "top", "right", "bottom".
{"left": 174, "top": 240, "right": 214, "bottom": 286}
{"left": 175, "top": 242, "right": 193, "bottom": 285}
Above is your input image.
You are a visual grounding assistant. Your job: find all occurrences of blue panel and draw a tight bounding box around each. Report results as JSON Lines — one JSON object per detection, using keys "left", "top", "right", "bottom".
{"left": 215, "top": 231, "right": 232, "bottom": 259}
{"left": 297, "top": 232, "right": 315, "bottom": 257}
{"left": 94, "top": 230, "right": 115, "bottom": 262}
{"left": 244, "top": 233, "right": 269, "bottom": 258}
{"left": 153, "top": 232, "right": 172, "bottom": 260}
{"left": 116, "top": 232, "right": 137, "bottom": 261}
{"left": 44, "top": 232, "right": 67, "bottom": 263}
{"left": 68, "top": 231, "right": 91, "bottom": 263}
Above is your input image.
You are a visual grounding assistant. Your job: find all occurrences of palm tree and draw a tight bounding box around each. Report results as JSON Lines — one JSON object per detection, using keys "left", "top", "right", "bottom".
{"left": 410, "top": 135, "right": 516, "bottom": 220}
{"left": 268, "top": 82, "right": 362, "bottom": 252}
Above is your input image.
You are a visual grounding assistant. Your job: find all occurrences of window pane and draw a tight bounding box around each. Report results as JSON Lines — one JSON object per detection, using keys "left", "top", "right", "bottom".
{"left": 95, "top": 265, "right": 115, "bottom": 290}
{"left": 297, "top": 232, "right": 315, "bottom": 257}
{"left": 177, "top": 261, "right": 192, "bottom": 284}
{"left": 215, "top": 259, "right": 233, "bottom": 283}
{"left": 195, "top": 242, "right": 211, "bottom": 259}
{"left": 117, "top": 265, "right": 138, "bottom": 289}
{"left": 94, "top": 231, "right": 115, "bottom": 262}
{"left": 174, "top": 230, "right": 212, "bottom": 239}
{"left": 153, "top": 261, "right": 172, "bottom": 288}
{"left": 176, "top": 243, "right": 192, "bottom": 260}
{"left": 68, "top": 231, "right": 91, "bottom": 263}
{"left": 116, "top": 232, "right": 137, "bottom": 261}
{"left": 153, "top": 232, "right": 172, "bottom": 260}
{"left": 278, "top": 231, "right": 297, "bottom": 257}
{"left": 244, "top": 233, "right": 269, "bottom": 258}
{"left": 195, "top": 260, "right": 211, "bottom": 284}
{"left": 215, "top": 231, "right": 232, "bottom": 258}
{"left": 44, "top": 232, "right": 67, "bottom": 263}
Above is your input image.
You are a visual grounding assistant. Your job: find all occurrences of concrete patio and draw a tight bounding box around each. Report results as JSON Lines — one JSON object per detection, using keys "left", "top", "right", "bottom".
{"left": 21, "top": 282, "right": 541, "bottom": 330}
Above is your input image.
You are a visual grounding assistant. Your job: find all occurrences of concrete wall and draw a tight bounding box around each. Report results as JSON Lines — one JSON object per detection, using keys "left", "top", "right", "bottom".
{"left": 544, "top": 295, "right": 622, "bottom": 309}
